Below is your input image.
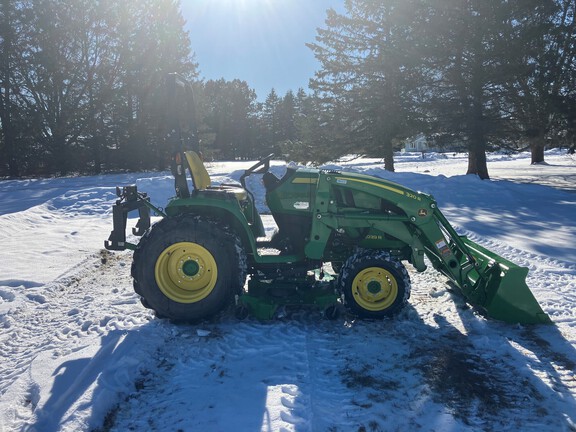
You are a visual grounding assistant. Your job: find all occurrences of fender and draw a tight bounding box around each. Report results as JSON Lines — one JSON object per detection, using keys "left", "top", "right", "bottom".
{"left": 165, "top": 193, "right": 261, "bottom": 259}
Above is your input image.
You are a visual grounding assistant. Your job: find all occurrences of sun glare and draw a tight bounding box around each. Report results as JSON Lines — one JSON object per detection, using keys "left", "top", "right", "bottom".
{"left": 217, "top": 0, "right": 274, "bottom": 11}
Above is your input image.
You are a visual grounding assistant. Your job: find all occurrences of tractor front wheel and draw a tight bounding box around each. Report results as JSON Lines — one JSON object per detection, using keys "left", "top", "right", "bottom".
{"left": 132, "top": 215, "right": 246, "bottom": 322}
{"left": 340, "top": 250, "right": 410, "bottom": 319}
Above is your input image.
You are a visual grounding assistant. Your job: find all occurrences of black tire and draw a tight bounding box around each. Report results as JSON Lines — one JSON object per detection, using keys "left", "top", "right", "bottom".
{"left": 339, "top": 250, "right": 410, "bottom": 319}
{"left": 132, "top": 214, "right": 246, "bottom": 322}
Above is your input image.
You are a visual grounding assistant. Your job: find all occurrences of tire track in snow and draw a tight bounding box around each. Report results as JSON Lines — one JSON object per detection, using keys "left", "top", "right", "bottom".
{"left": 302, "top": 321, "right": 370, "bottom": 432}
{"left": 109, "top": 316, "right": 363, "bottom": 432}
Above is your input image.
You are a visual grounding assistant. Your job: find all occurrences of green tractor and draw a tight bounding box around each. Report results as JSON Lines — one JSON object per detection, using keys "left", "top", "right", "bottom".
{"left": 104, "top": 76, "right": 550, "bottom": 324}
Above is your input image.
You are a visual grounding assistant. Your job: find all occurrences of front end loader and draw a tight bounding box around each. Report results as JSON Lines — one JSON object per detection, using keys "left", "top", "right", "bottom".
{"left": 104, "top": 76, "right": 550, "bottom": 325}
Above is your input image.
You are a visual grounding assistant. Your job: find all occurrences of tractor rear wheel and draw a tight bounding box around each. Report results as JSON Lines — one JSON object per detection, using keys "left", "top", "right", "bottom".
{"left": 132, "top": 214, "right": 246, "bottom": 322}
{"left": 340, "top": 250, "right": 410, "bottom": 319}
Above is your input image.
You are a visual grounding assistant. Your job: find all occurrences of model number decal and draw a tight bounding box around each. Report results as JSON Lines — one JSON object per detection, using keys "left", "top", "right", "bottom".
{"left": 406, "top": 192, "right": 421, "bottom": 201}
{"left": 293, "top": 201, "right": 310, "bottom": 210}
{"left": 365, "top": 234, "right": 383, "bottom": 240}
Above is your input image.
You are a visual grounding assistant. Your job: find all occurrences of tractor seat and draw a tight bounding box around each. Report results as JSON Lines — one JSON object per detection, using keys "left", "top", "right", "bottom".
{"left": 184, "top": 151, "right": 247, "bottom": 201}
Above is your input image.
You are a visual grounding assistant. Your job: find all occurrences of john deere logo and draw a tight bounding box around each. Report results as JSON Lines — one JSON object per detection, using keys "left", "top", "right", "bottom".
{"left": 418, "top": 208, "right": 428, "bottom": 217}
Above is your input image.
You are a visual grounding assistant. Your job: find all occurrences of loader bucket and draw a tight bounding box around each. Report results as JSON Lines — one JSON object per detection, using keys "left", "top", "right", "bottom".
{"left": 459, "top": 237, "right": 551, "bottom": 324}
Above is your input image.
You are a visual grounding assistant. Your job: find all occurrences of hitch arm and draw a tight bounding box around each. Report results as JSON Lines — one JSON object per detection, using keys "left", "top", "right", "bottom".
{"left": 104, "top": 186, "right": 160, "bottom": 251}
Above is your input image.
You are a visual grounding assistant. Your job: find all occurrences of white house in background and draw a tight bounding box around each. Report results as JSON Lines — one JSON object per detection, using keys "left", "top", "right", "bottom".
{"left": 403, "top": 133, "right": 429, "bottom": 152}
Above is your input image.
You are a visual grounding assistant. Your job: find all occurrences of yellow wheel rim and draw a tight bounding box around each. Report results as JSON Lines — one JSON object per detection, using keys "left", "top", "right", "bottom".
{"left": 351, "top": 267, "right": 398, "bottom": 311}
{"left": 155, "top": 242, "right": 218, "bottom": 303}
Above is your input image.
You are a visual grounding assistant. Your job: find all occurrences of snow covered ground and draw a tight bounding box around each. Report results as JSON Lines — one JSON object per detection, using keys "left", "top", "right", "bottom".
{"left": 0, "top": 150, "right": 575, "bottom": 432}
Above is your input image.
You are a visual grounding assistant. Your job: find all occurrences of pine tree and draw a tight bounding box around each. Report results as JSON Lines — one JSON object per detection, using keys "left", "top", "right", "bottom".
{"left": 113, "top": 0, "right": 197, "bottom": 170}
{"left": 199, "top": 79, "right": 258, "bottom": 160}
{"left": 503, "top": 0, "right": 575, "bottom": 164}
{"left": 417, "top": 0, "right": 521, "bottom": 178}
{"left": 261, "top": 89, "right": 281, "bottom": 154}
{"left": 309, "top": 0, "right": 423, "bottom": 171}
{"left": 283, "top": 89, "right": 340, "bottom": 163}
{"left": 0, "top": 1, "right": 21, "bottom": 176}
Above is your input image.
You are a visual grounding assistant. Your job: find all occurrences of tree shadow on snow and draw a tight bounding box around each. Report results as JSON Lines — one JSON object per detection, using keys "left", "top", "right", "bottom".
{"left": 323, "top": 301, "right": 576, "bottom": 432}
{"left": 29, "top": 327, "right": 155, "bottom": 432}
{"left": 447, "top": 300, "right": 576, "bottom": 431}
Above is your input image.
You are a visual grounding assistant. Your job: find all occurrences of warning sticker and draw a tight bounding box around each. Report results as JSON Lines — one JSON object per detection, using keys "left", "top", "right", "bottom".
{"left": 435, "top": 239, "right": 451, "bottom": 256}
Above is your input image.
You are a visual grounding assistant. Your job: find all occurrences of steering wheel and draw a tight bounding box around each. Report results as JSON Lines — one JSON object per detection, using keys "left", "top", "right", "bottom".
{"left": 240, "top": 153, "right": 274, "bottom": 189}
{"left": 244, "top": 153, "right": 274, "bottom": 176}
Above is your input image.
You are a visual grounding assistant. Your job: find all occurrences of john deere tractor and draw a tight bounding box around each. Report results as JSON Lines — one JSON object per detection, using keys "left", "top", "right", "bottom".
{"left": 104, "top": 75, "right": 550, "bottom": 324}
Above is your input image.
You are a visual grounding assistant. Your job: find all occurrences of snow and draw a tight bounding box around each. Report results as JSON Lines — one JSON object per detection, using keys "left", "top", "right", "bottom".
{"left": 0, "top": 150, "right": 575, "bottom": 432}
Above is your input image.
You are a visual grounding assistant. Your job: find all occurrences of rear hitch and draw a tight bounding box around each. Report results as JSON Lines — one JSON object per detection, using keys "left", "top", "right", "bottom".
{"left": 104, "top": 185, "right": 152, "bottom": 251}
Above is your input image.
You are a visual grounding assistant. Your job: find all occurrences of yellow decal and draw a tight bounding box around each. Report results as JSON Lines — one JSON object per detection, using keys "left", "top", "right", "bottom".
{"left": 335, "top": 177, "right": 407, "bottom": 197}
{"left": 292, "top": 177, "right": 317, "bottom": 184}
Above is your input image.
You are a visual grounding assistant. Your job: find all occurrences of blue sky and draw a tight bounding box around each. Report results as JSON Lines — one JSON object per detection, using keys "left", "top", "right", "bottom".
{"left": 181, "top": 0, "right": 344, "bottom": 99}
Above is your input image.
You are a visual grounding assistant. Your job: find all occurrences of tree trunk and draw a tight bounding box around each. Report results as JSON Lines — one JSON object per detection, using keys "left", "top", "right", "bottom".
{"left": 92, "top": 135, "right": 102, "bottom": 174}
{"left": 531, "top": 144, "right": 545, "bottom": 164}
{"left": 4, "top": 125, "right": 19, "bottom": 178}
{"left": 467, "top": 149, "right": 478, "bottom": 175}
{"left": 529, "top": 132, "right": 546, "bottom": 164}
{"left": 383, "top": 138, "right": 395, "bottom": 172}
{"left": 52, "top": 134, "right": 70, "bottom": 175}
{"left": 466, "top": 136, "right": 490, "bottom": 179}
{"left": 466, "top": 80, "right": 489, "bottom": 179}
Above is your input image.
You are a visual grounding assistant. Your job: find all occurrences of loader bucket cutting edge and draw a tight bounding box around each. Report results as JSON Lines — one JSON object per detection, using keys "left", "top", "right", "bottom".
{"left": 459, "top": 237, "right": 552, "bottom": 324}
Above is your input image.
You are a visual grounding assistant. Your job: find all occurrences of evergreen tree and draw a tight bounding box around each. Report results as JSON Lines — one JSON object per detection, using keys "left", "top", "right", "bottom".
{"left": 277, "top": 90, "right": 298, "bottom": 143}
{"left": 309, "top": 0, "right": 576, "bottom": 177}
{"left": 113, "top": 0, "right": 197, "bottom": 170}
{"left": 503, "top": 0, "right": 575, "bottom": 164}
{"left": 0, "top": 1, "right": 24, "bottom": 176}
{"left": 416, "top": 0, "right": 522, "bottom": 178}
{"left": 309, "top": 0, "right": 423, "bottom": 171}
{"left": 283, "top": 90, "right": 341, "bottom": 163}
{"left": 199, "top": 79, "right": 258, "bottom": 160}
{"left": 261, "top": 89, "right": 281, "bottom": 154}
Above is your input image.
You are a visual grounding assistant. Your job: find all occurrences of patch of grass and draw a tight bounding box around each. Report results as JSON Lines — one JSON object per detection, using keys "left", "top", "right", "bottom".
{"left": 412, "top": 344, "right": 544, "bottom": 428}
{"left": 340, "top": 363, "right": 400, "bottom": 393}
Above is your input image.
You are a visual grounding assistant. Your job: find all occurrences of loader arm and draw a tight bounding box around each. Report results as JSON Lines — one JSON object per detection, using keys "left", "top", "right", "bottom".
{"left": 304, "top": 170, "right": 551, "bottom": 324}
